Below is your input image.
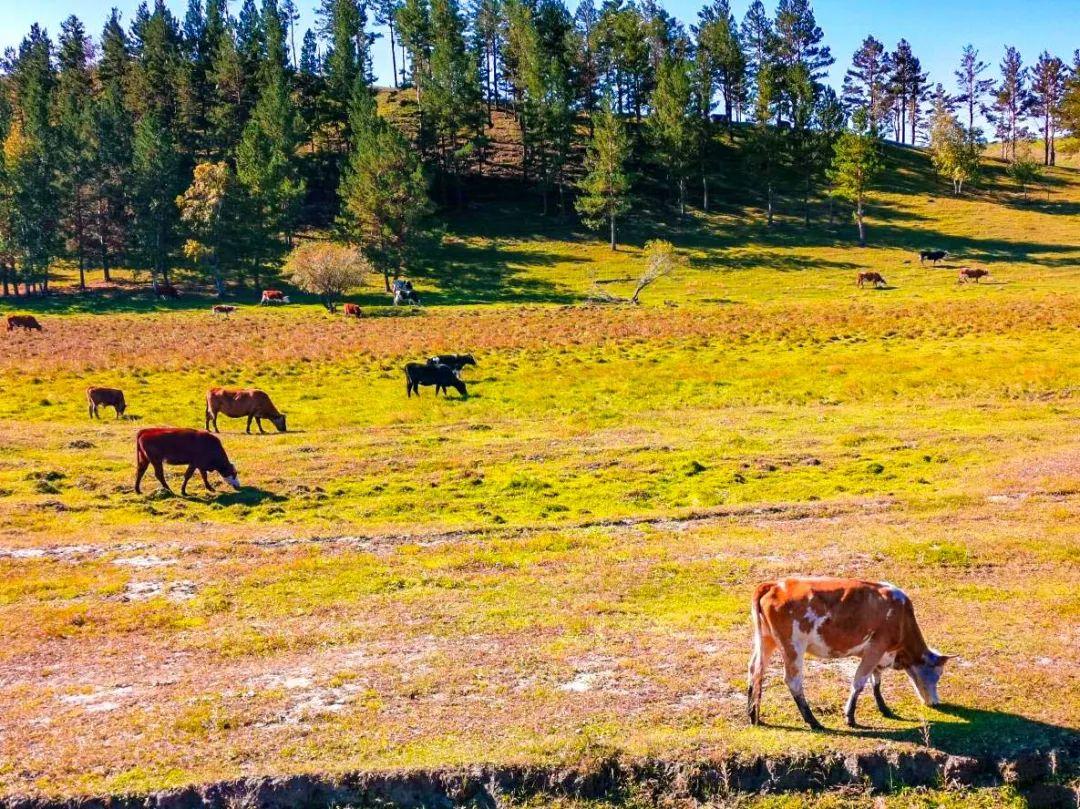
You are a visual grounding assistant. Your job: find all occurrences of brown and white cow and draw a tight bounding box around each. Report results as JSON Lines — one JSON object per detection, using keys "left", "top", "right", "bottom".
{"left": 342, "top": 303, "right": 362, "bottom": 318}
{"left": 212, "top": 304, "right": 237, "bottom": 317}
{"left": 87, "top": 386, "right": 127, "bottom": 419}
{"left": 958, "top": 267, "right": 989, "bottom": 284}
{"left": 205, "top": 387, "right": 287, "bottom": 433}
{"left": 7, "top": 314, "right": 43, "bottom": 332}
{"left": 135, "top": 427, "right": 240, "bottom": 495}
{"left": 857, "top": 271, "right": 887, "bottom": 289}
{"left": 747, "top": 577, "right": 950, "bottom": 729}
{"left": 260, "top": 289, "right": 289, "bottom": 305}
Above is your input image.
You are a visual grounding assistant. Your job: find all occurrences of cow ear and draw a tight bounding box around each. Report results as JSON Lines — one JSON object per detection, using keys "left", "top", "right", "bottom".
{"left": 932, "top": 652, "right": 953, "bottom": 665}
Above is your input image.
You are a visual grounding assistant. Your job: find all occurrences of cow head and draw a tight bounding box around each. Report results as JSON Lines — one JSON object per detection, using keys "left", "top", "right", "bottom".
{"left": 219, "top": 462, "right": 241, "bottom": 491}
{"left": 905, "top": 650, "right": 950, "bottom": 706}
{"left": 462, "top": 354, "right": 477, "bottom": 367}
{"left": 270, "top": 413, "right": 287, "bottom": 432}
{"left": 116, "top": 398, "right": 127, "bottom": 416}
{"left": 452, "top": 378, "right": 468, "bottom": 398}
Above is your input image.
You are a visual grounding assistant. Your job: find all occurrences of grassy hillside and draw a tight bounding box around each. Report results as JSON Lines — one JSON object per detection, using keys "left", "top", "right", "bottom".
{"left": 0, "top": 139, "right": 1078, "bottom": 800}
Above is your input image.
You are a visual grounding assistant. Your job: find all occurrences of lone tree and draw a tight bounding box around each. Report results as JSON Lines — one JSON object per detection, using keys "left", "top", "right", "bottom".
{"left": 285, "top": 242, "right": 370, "bottom": 312}
{"left": 576, "top": 96, "right": 631, "bottom": 250}
{"left": 630, "top": 239, "right": 683, "bottom": 304}
{"left": 1007, "top": 157, "right": 1042, "bottom": 199}
{"left": 829, "top": 109, "right": 882, "bottom": 246}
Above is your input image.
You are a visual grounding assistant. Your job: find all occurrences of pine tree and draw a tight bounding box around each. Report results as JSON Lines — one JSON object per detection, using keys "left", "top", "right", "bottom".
{"left": 425, "top": 0, "right": 483, "bottom": 204}
{"left": 1060, "top": 53, "right": 1080, "bottom": 142}
{"left": 281, "top": 0, "right": 300, "bottom": 67}
{"left": 374, "top": 0, "right": 404, "bottom": 88}
{"left": 649, "top": 55, "right": 695, "bottom": 215}
{"left": 744, "top": 59, "right": 781, "bottom": 225}
{"left": 132, "top": 111, "right": 182, "bottom": 284}
{"left": 56, "top": 15, "right": 96, "bottom": 289}
{"left": 842, "top": 36, "right": 886, "bottom": 134}
{"left": 397, "top": 0, "right": 432, "bottom": 103}
{"left": 772, "top": 0, "right": 832, "bottom": 124}
{"left": 1030, "top": 52, "right": 1066, "bottom": 166}
{"left": 828, "top": 109, "right": 882, "bottom": 246}
{"left": 300, "top": 29, "right": 321, "bottom": 74}
{"left": 694, "top": 0, "right": 745, "bottom": 124}
{"left": 236, "top": 0, "right": 306, "bottom": 281}
{"left": 207, "top": 19, "right": 247, "bottom": 159}
{"left": 337, "top": 78, "right": 431, "bottom": 291}
{"left": 993, "top": 46, "right": 1032, "bottom": 161}
{"left": 3, "top": 26, "right": 60, "bottom": 294}
{"left": 319, "top": 0, "right": 369, "bottom": 137}
{"left": 93, "top": 10, "right": 134, "bottom": 282}
{"left": 955, "top": 45, "right": 993, "bottom": 134}
{"left": 575, "top": 96, "right": 630, "bottom": 250}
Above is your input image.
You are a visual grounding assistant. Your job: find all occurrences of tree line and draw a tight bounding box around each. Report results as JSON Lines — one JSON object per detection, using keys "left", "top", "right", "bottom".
{"left": 1, "top": 0, "right": 1078, "bottom": 296}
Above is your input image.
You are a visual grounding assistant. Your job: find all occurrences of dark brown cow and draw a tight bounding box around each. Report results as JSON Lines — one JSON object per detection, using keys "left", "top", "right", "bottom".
{"left": 958, "top": 267, "right": 989, "bottom": 284}
{"left": 857, "top": 271, "right": 887, "bottom": 288}
{"left": 212, "top": 304, "right": 237, "bottom": 317}
{"left": 153, "top": 281, "right": 180, "bottom": 299}
{"left": 135, "top": 427, "right": 240, "bottom": 495}
{"left": 919, "top": 250, "right": 948, "bottom": 265}
{"left": 87, "top": 387, "right": 126, "bottom": 419}
{"left": 6, "top": 315, "right": 42, "bottom": 332}
{"left": 260, "top": 289, "right": 289, "bottom": 305}
{"left": 342, "top": 303, "right": 362, "bottom": 318}
{"left": 206, "top": 387, "right": 287, "bottom": 433}
{"left": 748, "top": 577, "right": 950, "bottom": 729}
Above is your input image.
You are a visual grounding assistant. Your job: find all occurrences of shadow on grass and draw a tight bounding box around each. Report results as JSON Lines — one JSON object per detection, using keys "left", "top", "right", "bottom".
{"left": 213, "top": 486, "right": 287, "bottom": 506}
{"left": 772, "top": 704, "right": 1079, "bottom": 759}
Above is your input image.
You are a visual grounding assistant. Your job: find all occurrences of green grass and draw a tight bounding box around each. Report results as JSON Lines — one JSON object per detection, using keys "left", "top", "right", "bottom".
{"left": 0, "top": 144, "right": 1078, "bottom": 800}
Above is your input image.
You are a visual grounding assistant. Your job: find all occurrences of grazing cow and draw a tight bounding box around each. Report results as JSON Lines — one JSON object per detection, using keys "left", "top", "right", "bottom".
{"left": 212, "top": 304, "right": 237, "bottom": 317}
{"left": 206, "top": 387, "right": 287, "bottom": 433}
{"left": 135, "top": 427, "right": 240, "bottom": 495}
{"left": 857, "top": 271, "right": 887, "bottom": 288}
{"left": 919, "top": 250, "right": 948, "bottom": 265}
{"left": 392, "top": 279, "right": 420, "bottom": 306}
{"left": 87, "top": 387, "right": 127, "bottom": 419}
{"left": 748, "top": 577, "right": 950, "bottom": 729}
{"left": 342, "top": 303, "right": 362, "bottom": 318}
{"left": 405, "top": 362, "right": 467, "bottom": 398}
{"left": 6, "top": 314, "right": 42, "bottom": 332}
{"left": 260, "top": 289, "right": 290, "bottom": 305}
{"left": 427, "top": 354, "right": 477, "bottom": 371}
{"left": 153, "top": 281, "right": 180, "bottom": 299}
{"left": 958, "top": 267, "right": 989, "bottom": 284}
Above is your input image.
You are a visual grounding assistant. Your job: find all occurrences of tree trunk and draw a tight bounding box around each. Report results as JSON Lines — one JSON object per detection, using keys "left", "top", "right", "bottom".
{"left": 856, "top": 197, "right": 866, "bottom": 246}
{"left": 766, "top": 183, "right": 774, "bottom": 226}
{"left": 702, "top": 172, "right": 708, "bottom": 212}
{"left": 389, "top": 21, "right": 398, "bottom": 89}
{"left": 609, "top": 213, "right": 616, "bottom": 250}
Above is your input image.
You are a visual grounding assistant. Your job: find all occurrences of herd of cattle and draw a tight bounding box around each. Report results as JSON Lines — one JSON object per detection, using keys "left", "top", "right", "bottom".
{"left": 857, "top": 250, "right": 992, "bottom": 289}
{"left": 6, "top": 266, "right": 968, "bottom": 730}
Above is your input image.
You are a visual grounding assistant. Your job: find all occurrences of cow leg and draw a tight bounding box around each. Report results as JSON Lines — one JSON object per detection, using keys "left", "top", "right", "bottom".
{"left": 152, "top": 461, "right": 171, "bottom": 493}
{"left": 747, "top": 632, "right": 777, "bottom": 725}
{"left": 871, "top": 669, "right": 895, "bottom": 719}
{"left": 135, "top": 456, "right": 149, "bottom": 493}
{"left": 89, "top": 403, "right": 95, "bottom": 419}
{"left": 256, "top": 417, "right": 266, "bottom": 434}
{"left": 200, "top": 469, "right": 215, "bottom": 492}
{"left": 780, "top": 644, "right": 821, "bottom": 730}
{"left": 246, "top": 415, "right": 253, "bottom": 434}
{"left": 205, "top": 408, "right": 212, "bottom": 431}
{"left": 181, "top": 465, "right": 196, "bottom": 496}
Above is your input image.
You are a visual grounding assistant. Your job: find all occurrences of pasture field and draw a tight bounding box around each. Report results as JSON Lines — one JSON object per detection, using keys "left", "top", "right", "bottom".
{"left": 1, "top": 146, "right": 1079, "bottom": 802}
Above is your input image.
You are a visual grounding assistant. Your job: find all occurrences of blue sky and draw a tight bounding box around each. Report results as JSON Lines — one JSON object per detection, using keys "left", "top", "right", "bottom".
{"left": 2, "top": 0, "right": 1077, "bottom": 110}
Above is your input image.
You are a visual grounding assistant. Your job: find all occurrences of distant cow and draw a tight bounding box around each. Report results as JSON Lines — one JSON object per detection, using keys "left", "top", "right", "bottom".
{"left": 135, "top": 427, "right": 240, "bottom": 495}
{"left": 427, "top": 354, "right": 477, "bottom": 371}
{"left": 153, "top": 281, "right": 180, "bottom": 299}
{"left": 212, "top": 304, "right": 237, "bottom": 317}
{"left": 748, "top": 577, "right": 950, "bottom": 729}
{"left": 958, "top": 267, "right": 989, "bottom": 284}
{"left": 6, "top": 315, "right": 42, "bottom": 332}
{"left": 919, "top": 250, "right": 948, "bottom": 265}
{"left": 405, "top": 362, "right": 467, "bottom": 398}
{"left": 857, "top": 271, "right": 887, "bottom": 288}
{"left": 206, "top": 387, "right": 287, "bottom": 433}
{"left": 87, "top": 387, "right": 126, "bottom": 419}
{"left": 342, "top": 303, "right": 362, "bottom": 318}
{"left": 260, "top": 289, "right": 289, "bottom": 305}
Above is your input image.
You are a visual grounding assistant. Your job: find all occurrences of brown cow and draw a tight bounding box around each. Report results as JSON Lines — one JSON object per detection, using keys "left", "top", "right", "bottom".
{"left": 212, "top": 304, "right": 237, "bottom": 317}
{"left": 260, "top": 289, "right": 289, "bottom": 305}
{"left": 342, "top": 303, "right": 362, "bottom": 318}
{"left": 857, "top": 271, "right": 887, "bottom": 288}
{"left": 87, "top": 387, "right": 127, "bottom": 419}
{"left": 748, "top": 577, "right": 950, "bottom": 729}
{"left": 135, "top": 427, "right": 240, "bottom": 495}
{"left": 206, "top": 387, "right": 287, "bottom": 433}
{"left": 6, "top": 315, "right": 42, "bottom": 332}
{"left": 958, "top": 267, "right": 989, "bottom": 284}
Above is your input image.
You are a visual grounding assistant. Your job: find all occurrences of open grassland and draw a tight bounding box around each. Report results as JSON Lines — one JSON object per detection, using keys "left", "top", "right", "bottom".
{"left": 0, "top": 147, "right": 1078, "bottom": 801}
